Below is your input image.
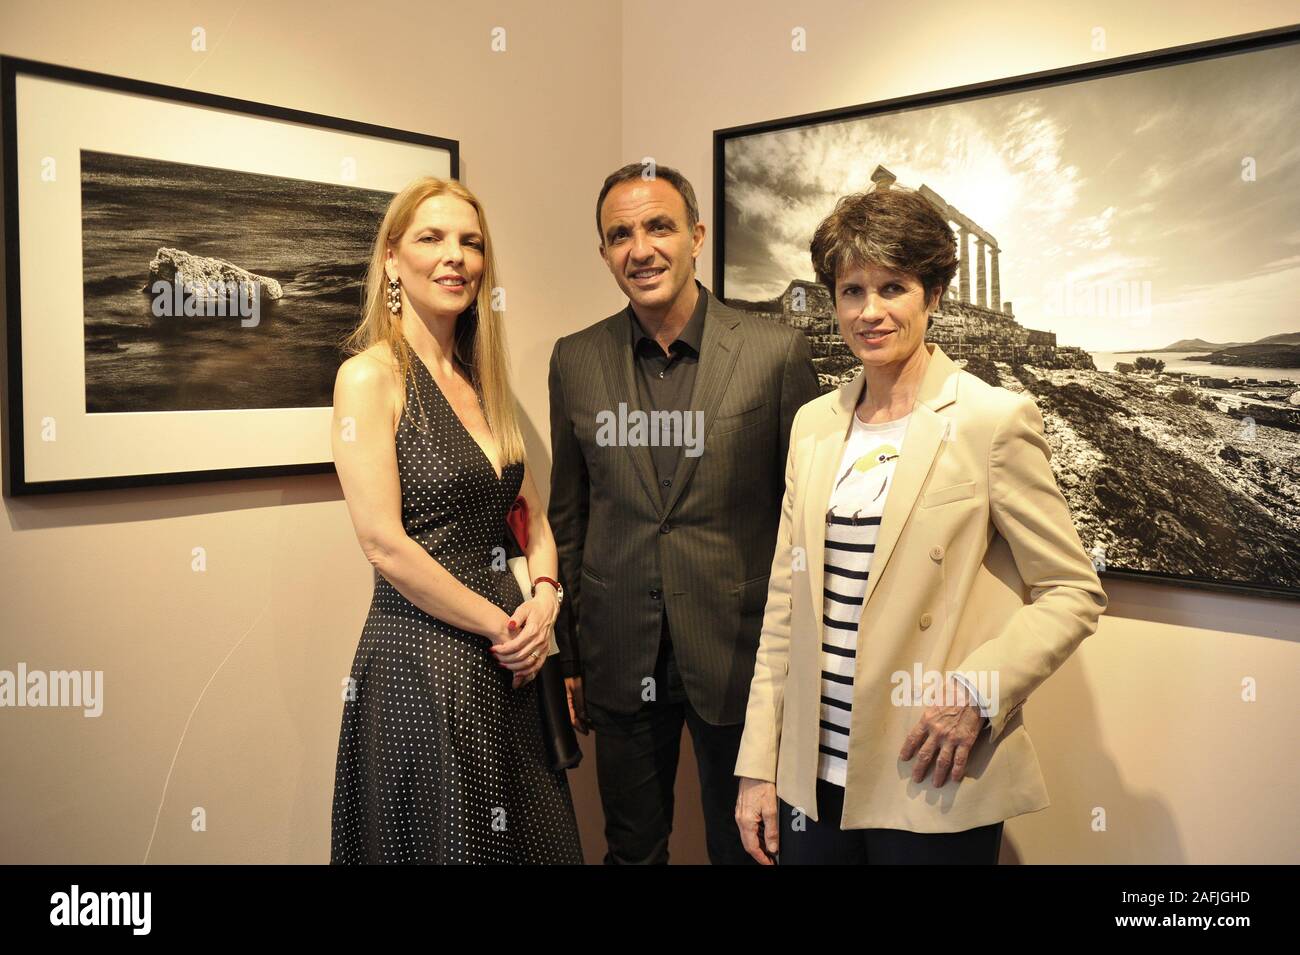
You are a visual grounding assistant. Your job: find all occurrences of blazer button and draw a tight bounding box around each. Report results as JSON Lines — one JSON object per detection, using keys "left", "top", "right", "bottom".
{"left": 929, "top": 544, "right": 945, "bottom": 561}
{"left": 919, "top": 612, "right": 932, "bottom": 629}
{"left": 660, "top": 522, "right": 672, "bottom": 534}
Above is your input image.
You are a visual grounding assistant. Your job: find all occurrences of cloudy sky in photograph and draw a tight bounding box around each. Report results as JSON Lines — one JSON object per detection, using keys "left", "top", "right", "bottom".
{"left": 721, "top": 41, "right": 1300, "bottom": 353}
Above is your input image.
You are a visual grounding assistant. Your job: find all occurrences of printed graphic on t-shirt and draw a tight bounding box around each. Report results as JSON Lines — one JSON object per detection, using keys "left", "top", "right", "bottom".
{"left": 832, "top": 441, "right": 901, "bottom": 507}
{"left": 818, "top": 414, "right": 910, "bottom": 788}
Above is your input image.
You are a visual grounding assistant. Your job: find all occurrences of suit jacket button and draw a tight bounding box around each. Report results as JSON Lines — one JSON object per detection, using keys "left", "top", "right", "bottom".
{"left": 919, "top": 612, "right": 932, "bottom": 629}
{"left": 929, "top": 544, "right": 945, "bottom": 560}
{"left": 660, "top": 522, "right": 672, "bottom": 534}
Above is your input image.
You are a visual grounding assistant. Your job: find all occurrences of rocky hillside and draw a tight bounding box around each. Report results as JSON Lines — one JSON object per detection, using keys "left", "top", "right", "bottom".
{"left": 984, "top": 361, "right": 1300, "bottom": 590}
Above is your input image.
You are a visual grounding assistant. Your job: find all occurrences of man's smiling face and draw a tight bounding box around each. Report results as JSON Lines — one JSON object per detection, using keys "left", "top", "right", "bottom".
{"left": 598, "top": 177, "right": 704, "bottom": 312}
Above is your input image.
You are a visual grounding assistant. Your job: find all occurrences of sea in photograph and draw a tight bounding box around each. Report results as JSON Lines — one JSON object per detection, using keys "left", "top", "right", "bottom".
{"left": 80, "top": 150, "right": 393, "bottom": 413}
{"left": 1089, "top": 351, "right": 1300, "bottom": 385}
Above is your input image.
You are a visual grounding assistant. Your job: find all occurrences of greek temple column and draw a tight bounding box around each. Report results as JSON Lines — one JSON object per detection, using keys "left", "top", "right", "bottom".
{"left": 990, "top": 247, "right": 1001, "bottom": 314}
{"left": 958, "top": 226, "right": 970, "bottom": 303}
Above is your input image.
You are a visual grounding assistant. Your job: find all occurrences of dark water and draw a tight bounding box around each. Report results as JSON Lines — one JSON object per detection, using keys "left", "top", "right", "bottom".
{"left": 80, "top": 150, "right": 392, "bottom": 412}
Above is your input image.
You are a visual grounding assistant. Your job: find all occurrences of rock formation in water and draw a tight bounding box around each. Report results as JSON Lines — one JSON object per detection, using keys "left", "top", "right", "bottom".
{"left": 146, "top": 247, "right": 283, "bottom": 301}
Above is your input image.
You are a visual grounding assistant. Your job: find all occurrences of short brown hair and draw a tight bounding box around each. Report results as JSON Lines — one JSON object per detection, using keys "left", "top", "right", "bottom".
{"left": 809, "top": 186, "right": 958, "bottom": 314}
{"left": 596, "top": 161, "right": 700, "bottom": 243}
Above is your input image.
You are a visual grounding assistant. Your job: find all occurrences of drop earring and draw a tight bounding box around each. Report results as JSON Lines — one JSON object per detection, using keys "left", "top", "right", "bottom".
{"left": 386, "top": 276, "right": 402, "bottom": 314}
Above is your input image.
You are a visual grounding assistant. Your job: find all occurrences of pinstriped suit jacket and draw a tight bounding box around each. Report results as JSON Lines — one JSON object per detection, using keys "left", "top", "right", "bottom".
{"left": 547, "top": 288, "right": 820, "bottom": 725}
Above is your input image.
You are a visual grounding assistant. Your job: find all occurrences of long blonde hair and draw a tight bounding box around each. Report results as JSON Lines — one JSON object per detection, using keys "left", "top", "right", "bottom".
{"left": 341, "top": 176, "right": 524, "bottom": 465}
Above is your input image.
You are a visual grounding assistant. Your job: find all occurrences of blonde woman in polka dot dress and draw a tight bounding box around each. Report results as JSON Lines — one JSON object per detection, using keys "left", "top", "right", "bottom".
{"left": 329, "top": 177, "right": 583, "bottom": 863}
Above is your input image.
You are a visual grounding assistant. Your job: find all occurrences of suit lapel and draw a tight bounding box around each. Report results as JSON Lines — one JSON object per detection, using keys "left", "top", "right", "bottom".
{"left": 598, "top": 313, "right": 662, "bottom": 513}
{"left": 803, "top": 343, "right": 960, "bottom": 629}
{"left": 658, "top": 299, "right": 741, "bottom": 519}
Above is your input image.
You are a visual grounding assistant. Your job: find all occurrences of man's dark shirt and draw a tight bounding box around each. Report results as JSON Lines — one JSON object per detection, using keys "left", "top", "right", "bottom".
{"left": 628, "top": 280, "right": 708, "bottom": 506}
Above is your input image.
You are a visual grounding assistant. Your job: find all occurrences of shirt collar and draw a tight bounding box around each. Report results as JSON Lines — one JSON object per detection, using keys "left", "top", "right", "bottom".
{"left": 629, "top": 280, "right": 708, "bottom": 356}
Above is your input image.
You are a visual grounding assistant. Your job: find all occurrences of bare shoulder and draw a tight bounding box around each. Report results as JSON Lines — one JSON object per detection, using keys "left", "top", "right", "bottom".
{"left": 335, "top": 344, "right": 402, "bottom": 431}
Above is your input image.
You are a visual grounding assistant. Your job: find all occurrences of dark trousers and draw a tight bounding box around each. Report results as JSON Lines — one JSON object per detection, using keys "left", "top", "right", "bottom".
{"left": 779, "top": 777, "right": 1003, "bottom": 864}
{"left": 584, "top": 619, "right": 755, "bottom": 865}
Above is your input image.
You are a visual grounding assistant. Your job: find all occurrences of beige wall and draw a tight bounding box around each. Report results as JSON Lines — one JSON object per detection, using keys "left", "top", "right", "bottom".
{"left": 1, "top": 0, "right": 1296, "bottom": 864}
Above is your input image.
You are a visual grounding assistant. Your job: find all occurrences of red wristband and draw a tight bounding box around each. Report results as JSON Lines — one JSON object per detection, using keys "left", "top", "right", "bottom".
{"left": 531, "top": 576, "right": 561, "bottom": 596}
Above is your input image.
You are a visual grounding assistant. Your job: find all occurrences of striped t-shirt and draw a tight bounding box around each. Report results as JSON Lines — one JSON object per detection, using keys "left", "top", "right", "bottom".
{"left": 818, "top": 410, "right": 912, "bottom": 787}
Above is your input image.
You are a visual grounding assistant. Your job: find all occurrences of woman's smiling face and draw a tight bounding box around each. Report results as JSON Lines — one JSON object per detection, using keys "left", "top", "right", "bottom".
{"left": 834, "top": 261, "right": 938, "bottom": 368}
{"left": 386, "top": 194, "right": 484, "bottom": 319}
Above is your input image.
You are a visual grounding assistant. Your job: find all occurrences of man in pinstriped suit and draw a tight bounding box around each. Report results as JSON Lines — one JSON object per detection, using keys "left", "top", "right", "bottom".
{"left": 547, "top": 162, "right": 819, "bottom": 864}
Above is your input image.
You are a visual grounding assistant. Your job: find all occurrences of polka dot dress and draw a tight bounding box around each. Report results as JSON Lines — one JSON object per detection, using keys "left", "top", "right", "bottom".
{"left": 330, "top": 349, "right": 584, "bottom": 864}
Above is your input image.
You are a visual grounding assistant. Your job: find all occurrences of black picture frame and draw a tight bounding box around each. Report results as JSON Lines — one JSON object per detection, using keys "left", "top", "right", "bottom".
{"left": 713, "top": 24, "right": 1300, "bottom": 602}
{"left": 2, "top": 55, "right": 458, "bottom": 496}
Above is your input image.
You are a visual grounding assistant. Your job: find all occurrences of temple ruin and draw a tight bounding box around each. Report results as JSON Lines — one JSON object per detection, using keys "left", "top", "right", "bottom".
{"left": 729, "top": 165, "right": 1095, "bottom": 389}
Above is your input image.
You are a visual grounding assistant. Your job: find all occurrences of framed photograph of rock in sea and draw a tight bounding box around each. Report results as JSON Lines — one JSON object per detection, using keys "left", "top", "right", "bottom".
{"left": 714, "top": 25, "right": 1300, "bottom": 600}
{"left": 1, "top": 55, "right": 456, "bottom": 495}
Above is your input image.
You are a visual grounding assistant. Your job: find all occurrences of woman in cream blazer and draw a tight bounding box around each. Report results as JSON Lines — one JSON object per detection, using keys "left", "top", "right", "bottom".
{"left": 734, "top": 186, "right": 1108, "bottom": 865}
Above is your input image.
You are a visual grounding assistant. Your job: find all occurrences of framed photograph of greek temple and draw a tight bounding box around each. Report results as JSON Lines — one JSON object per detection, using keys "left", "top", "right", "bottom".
{"left": 714, "top": 24, "right": 1300, "bottom": 600}
{"left": 2, "top": 55, "right": 457, "bottom": 495}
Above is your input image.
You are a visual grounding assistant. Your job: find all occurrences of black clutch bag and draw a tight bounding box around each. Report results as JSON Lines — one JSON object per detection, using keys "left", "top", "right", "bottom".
{"left": 536, "top": 653, "right": 583, "bottom": 770}
{"left": 503, "top": 503, "right": 582, "bottom": 772}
